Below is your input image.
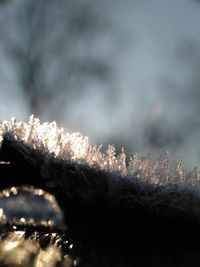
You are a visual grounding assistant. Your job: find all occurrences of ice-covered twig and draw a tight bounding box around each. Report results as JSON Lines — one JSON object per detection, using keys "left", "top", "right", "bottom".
{"left": 1, "top": 117, "right": 200, "bottom": 246}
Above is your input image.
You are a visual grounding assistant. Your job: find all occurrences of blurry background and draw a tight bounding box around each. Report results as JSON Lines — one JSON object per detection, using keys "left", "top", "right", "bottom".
{"left": 0, "top": 0, "right": 200, "bottom": 168}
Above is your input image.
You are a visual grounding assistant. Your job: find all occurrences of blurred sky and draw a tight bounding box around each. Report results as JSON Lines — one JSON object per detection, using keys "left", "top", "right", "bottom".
{"left": 1, "top": 0, "right": 200, "bottom": 168}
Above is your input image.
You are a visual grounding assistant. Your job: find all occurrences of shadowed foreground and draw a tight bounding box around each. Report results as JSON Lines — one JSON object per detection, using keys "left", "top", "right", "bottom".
{"left": 0, "top": 117, "right": 200, "bottom": 266}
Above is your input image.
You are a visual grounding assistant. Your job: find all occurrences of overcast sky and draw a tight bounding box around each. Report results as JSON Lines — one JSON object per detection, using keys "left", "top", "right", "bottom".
{"left": 1, "top": 0, "right": 200, "bottom": 168}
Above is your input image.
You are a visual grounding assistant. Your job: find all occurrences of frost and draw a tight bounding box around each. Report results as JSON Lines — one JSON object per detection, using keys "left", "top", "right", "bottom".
{"left": 0, "top": 115, "right": 200, "bottom": 190}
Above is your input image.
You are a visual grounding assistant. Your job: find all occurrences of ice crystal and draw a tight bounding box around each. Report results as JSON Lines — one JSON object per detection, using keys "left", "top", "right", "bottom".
{"left": 0, "top": 231, "right": 75, "bottom": 267}
{"left": 0, "top": 115, "right": 200, "bottom": 191}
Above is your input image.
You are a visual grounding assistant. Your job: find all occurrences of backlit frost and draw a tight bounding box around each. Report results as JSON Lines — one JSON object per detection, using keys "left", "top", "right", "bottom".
{"left": 0, "top": 115, "right": 200, "bottom": 190}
